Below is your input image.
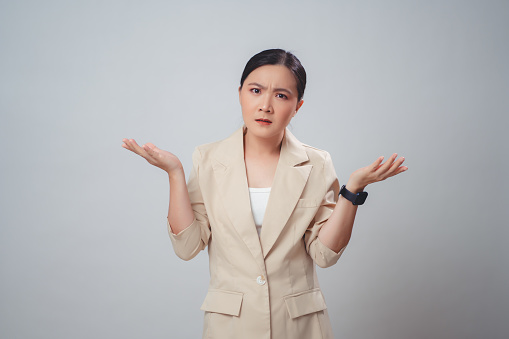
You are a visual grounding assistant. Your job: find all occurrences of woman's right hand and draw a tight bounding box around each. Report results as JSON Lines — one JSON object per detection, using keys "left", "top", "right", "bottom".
{"left": 122, "top": 138, "right": 183, "bottom": 174}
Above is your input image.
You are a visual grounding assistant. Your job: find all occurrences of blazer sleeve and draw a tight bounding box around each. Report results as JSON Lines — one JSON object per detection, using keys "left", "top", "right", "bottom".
{"left": 304, "top": 151, "right": 346, "bottom": 268}
{"left": 167, "top": 147, "right": 211, "bottom": 261}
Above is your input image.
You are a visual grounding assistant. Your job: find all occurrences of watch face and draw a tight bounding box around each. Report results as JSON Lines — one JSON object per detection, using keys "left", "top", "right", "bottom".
{"left": 354, "top": 192, "right": 368, "bottom": 205}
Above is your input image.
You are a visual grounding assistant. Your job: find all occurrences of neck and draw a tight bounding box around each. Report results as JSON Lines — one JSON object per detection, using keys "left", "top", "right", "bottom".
{"left": 243, "top": 128, "right": 284, "bottom": 157}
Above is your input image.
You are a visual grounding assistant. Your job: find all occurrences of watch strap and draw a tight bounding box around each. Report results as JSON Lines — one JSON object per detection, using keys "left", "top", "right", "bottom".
{"left": 339, "top": 185, "right": 368, "bottom": 205}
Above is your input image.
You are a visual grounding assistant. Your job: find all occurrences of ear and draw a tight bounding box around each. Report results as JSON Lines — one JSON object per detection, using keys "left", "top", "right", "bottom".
{"left": 293, "top": 99, "right": 304, "bottom": 117}
{"left": 238, "top": 86, "right": 242, "bottom": 103}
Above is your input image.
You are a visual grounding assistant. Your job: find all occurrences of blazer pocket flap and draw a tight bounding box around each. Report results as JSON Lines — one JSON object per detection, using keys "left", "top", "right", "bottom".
{"left": 200, "top": 289, "right": 244, "bottom": 316}
{"left": 284, "top": 288, "right": 327, "bottom": 319}
{"left": 296, "top": 198, "right": 321, "bottom": 208}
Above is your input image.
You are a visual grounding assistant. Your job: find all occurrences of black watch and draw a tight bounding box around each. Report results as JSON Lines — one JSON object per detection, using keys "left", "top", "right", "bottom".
{"left": 339, "top": 185, "right": 368, "bottom": 205}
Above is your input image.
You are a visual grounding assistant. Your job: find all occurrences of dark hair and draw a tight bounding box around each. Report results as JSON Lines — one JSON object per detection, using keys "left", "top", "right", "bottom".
{"left": 240, "top": 49, "right": 307, "bottom": 102}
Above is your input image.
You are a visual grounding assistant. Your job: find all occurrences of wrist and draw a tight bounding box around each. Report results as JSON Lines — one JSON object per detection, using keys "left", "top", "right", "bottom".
{"left": 339, "top": 184, "right": 368, "bottom": 206}
{"left": 167, "top": 166, "right": 185, "bottom": 181}
{"left": 345, "top": 180, "right": 366, "bottom": 194}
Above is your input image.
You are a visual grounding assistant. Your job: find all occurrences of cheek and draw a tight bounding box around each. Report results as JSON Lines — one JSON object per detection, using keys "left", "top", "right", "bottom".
{"left": 240, "top": 96, "right": 255, "bottom": 111}
{"left": 276, "top": 102, "right": 297, "bottom": 117}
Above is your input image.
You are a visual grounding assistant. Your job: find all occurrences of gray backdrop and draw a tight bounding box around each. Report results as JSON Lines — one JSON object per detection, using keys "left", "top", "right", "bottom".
{"left": 1, "top": 1, "right": 507, "bottom": 338}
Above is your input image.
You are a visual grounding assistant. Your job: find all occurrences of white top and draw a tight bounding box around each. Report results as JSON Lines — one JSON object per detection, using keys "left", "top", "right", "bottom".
{"left": 248, "top": 187, "right": 271, "bottom": 237}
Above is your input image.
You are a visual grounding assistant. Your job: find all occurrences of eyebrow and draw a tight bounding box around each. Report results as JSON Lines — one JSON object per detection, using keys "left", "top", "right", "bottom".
{"left": 247, "top": 82, "right": 293, "bottom": 95}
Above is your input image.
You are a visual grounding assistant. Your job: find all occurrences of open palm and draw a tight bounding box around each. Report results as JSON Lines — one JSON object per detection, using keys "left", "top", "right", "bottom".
{"left": 122, "top": 138, "right": 182, "bottom": 173}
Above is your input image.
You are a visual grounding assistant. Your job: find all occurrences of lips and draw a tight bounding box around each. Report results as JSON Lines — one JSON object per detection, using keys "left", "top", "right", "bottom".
{"left": 255, "top": 118, "right": 272, "bottom": 123}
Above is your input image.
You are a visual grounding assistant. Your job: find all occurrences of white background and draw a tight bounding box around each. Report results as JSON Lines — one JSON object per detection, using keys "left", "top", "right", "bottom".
{"left": 1, "top": 1, "right": 508, "bottom": 338}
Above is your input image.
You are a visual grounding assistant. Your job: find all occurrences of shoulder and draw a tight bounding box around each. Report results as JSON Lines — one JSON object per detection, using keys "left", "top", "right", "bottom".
{"left": 285, "top": 128, "right": 333, "bottom": 168}
{"left": 194, "top": 139, "right": 221, "bottom": 155}
{"left": 191, "top": 130, "right": 239, "bottom": 166}
{"left": 193, "top": 135, "right": 230, "bottom": 157}
{"left": 300, "top": 142, "right": 333, "bottom": 168}
{"left": 190, "top": 139, "right": 221, "bottom": 166}
{"left": 299, "top": 142, "right": 338, "bottom": 186}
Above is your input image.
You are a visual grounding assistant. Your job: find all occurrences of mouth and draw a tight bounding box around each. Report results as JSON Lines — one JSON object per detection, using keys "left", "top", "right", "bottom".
{"left": 255, "top": 118, "right": 272, "bottom": 124}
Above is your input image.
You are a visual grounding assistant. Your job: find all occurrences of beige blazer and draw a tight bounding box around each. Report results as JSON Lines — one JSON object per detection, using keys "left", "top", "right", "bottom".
{"left": 167, "top": 125, "right": 346, "bottom": 339}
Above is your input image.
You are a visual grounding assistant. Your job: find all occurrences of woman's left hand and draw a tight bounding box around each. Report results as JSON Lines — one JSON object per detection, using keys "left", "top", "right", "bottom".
{"left": 346, "top": 153, "right": 407, "bottom": 192}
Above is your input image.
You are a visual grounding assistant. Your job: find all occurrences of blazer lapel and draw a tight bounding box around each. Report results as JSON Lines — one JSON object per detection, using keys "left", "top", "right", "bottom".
{"left": 259, "top": 128, "right": 312, "bottom": 258}
{"left": 211, "top": 126, "right": 265, "bottom": 269}
{"left": 211, "top": 126, "right": 312, "bottom": 264}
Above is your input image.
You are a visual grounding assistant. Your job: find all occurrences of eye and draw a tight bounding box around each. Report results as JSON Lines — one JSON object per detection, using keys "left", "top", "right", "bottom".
{"left": 276, "top": 93, "right": 288, "bottom": 99}
{"left": 250, "top": 88, "right": 260, "bottom": 94}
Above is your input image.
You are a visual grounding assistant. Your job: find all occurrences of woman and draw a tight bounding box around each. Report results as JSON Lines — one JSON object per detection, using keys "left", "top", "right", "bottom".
{"left": 122, "top": 49, "right": 407, "bottom": 339}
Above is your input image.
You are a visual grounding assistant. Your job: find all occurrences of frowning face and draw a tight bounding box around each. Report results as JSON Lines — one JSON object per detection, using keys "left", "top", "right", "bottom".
{"left": 239, "top": 64, "right": 303, "bottom": 141}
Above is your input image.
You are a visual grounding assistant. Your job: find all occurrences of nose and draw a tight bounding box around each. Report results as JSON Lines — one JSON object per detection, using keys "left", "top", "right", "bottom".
{"left": 259, "top": 94, "right": 273, "bottom": 113}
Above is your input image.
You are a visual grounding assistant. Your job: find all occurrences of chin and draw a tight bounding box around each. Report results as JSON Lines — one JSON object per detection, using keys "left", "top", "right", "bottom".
{"left": 247, "top": 123, "right": 284, "bottom": 138}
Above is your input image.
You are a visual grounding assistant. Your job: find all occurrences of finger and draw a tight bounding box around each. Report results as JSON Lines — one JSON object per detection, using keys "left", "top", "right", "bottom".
{"left": 387, "top": 156, "right": 405, "bottom": 173}
{"left": 128, "top": 139, "right": 151, "bottom": 158}
{"left": 122, "top": 139, "right": 137, "bottom": 153}
{"left": 385, "top": 159, "right": 408, "bottom": 179}
{"left": 142, "top": 143, "right": 159, "bottom": 158}
{"left": 143, "top": 142, "right": 159, "bottom": 154}
{"left": 129, "top": 139, "right": 145, "bottom": 153}
{"left": 377, "top": 153, "right": 398, "bottom": 173}
{"left": 386, "top": 165, "right": 408, "bottom": 179}
{"left": 398, "top": 166, "right": 408, "bottom": 173}
{"left": 122, "top": 138, "right": 139, "bottom": 152}
{"left": 122, "top": 138, "right": 130, "bottom": 148}
{"left": 370, "top": 156, "right": 385, "bottom": 171}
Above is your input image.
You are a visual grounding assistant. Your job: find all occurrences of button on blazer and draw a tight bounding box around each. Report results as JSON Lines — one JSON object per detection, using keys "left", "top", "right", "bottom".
{"left": 167, "top": 125, "right": 345, "bottom": 339}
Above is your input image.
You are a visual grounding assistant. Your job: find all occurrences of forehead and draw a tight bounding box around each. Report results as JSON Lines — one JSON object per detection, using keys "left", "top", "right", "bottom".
{"left": 244, "top": 65, "right": 297, "bottom": 89}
